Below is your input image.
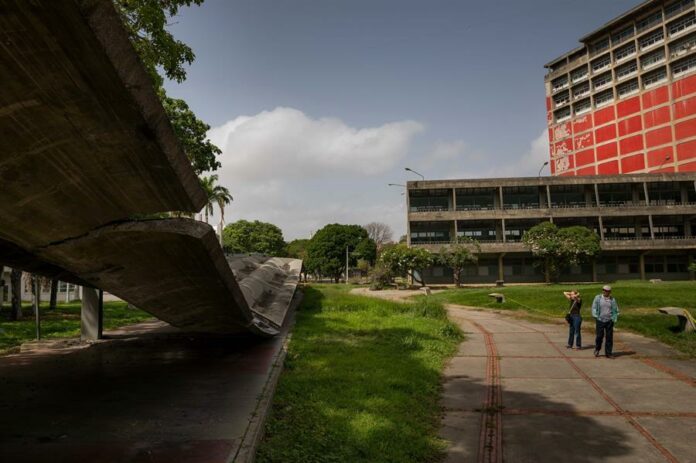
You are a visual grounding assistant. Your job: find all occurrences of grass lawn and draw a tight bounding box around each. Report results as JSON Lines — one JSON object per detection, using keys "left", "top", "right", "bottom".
{"left": 0, "top": 301, "right": 153, "bottom": 354}
{"left": 424, "top": 280, "right": 696, "bottom": 356}
{"left": 256, "top": 284, "right": 462, "bottom": 463}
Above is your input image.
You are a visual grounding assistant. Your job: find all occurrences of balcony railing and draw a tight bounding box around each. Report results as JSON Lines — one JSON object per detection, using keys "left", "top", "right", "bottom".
{"left": 455, "top": 205, "right": 495, "bottom": 211}
{"left": 409, "top": 205, "right": 449, "bottom": 212}
{"left": 503, "top": 203, "right": 540, "bottom": 210}
{"left": 409, "top": 200, "right": 696, "bottom": 213}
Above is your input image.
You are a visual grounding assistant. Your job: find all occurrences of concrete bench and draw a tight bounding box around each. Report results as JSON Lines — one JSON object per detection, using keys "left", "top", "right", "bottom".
{"left": 489, "top": 293, "right": 505, "bottom": 303}
{"left": 658, "top": 307, "right": 696, "bottom": 333}
{"left": 420, "top": 287, "right": 432, "bottom": 296}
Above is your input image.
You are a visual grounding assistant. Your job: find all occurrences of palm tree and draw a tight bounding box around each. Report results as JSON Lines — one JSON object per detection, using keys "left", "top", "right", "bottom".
{"left": 199, "top": 175, "right": 233, "bottom": 225}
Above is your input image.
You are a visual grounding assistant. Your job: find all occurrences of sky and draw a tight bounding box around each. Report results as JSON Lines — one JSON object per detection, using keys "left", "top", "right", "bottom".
{"left": 164, "top": 0, "right": 639, "bottom": 240}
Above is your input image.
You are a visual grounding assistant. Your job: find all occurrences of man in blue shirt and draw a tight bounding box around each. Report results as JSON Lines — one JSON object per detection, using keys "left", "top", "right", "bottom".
{"left": 591, "top": 285, "right": 620, "bottom": 358}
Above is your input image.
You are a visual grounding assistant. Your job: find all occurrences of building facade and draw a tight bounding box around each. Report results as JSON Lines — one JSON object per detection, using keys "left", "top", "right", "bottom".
{"left": 545, "top": 0, "right": 696, "bottom": 176}
{"left": 407, "top": 173, "right": 696, "bottom": 284}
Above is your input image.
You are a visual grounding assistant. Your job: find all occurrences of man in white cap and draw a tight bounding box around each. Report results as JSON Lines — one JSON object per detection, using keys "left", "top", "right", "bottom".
{"left": 591, "top": 285, "right": 620, "bottom": 358}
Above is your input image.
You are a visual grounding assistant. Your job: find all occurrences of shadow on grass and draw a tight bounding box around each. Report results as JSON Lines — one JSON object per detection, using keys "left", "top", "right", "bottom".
{"left": 257, "top": 287, "right": 639, "bottom": 463}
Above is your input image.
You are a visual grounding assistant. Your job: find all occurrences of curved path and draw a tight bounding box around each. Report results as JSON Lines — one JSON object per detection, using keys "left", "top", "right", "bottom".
{"left": 442, "top": 305, "right": 696, "bottom": 463}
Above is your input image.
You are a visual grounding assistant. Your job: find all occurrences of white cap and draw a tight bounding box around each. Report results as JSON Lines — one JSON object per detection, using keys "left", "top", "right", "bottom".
{"left": 602, "top": 285, "right": 612, "bottom": 291}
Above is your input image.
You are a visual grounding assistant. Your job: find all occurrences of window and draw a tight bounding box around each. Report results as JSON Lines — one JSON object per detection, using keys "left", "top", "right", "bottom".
{"left": 572, "top": 81, "right": 590, "bottom": 99}
{"left": 594, "top": 89, "right": 614, "bottom": 108}
{"left": 592, "top": 38, "right": 610, "bottom": 54}
{"left": 670, "top": 32, "right": 696, "bottom": 57}
{"left": 641, "top": 48, "right": 666, "bottom": 69}
{"left": 553, "top": 90, "right": 570, "bottom": 107}
{"left": 574, "top": 98, "right": 591, "bottom": 115}
{"left": 618, "top": 78, "right": 639, "bottom": 98}
{"left": 637, "top": 11, "right": 663, "bottom": 32}
{"left": 642, "top": 66, "right": 668, "bottom": 88}
{"left": 554, "top": 106, "right": 571, "bottom": 122}
{"left": 639, "top": 29, "right": 664, "bottom": 49}
{"left": 614, "top": 42, "right": 636, "bottom": 61}
{"left": 668, "top": 11, "right": 696, "bottom": 36}
{"left": 615, "top": 60, "right": 637, "bottom": 80}
{"left": 552, "top": 75, "right": 568, "bottom": 92}
{"left": 665, "top": 0, "right": 694, "bottom": 18}
{"left": 672, "top": 54, "right": 696, "bottom": 76}
{"left": 591, "top": 54, "right": 611, "bottom": 72}
{"left": 570, "top": 65, "right": 588, "bottom": 83}
{"left": 592, "top": 71, "right": 613, "bottom": 90}
{"left": 612, "top": 26, "right": 635, "bottom": 45}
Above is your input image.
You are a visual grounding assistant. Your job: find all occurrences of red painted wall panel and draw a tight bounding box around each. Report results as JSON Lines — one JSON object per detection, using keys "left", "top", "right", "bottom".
{"left": 679, "top": 160, "right": 696, "bottom": 172}
{"left": 645, "top": 126, "right": 672, "bottom": 148}
{"left": 575, "top": 149, "right": 595, "bottom": 167}
{"left": 617, "top": 115, "right": 642, "bottom": 136}
{"left": 573, "top": 114, "right": 593, "bottom": 134}
{"left": 672, "top": 74, "right": 696, "bottom": 99}
{"left": 576, "top": 166, "right": 596, "bottom": 175}
{"left": 551, "top": 122, "right": 573, "bottom": 141}
{"left": 546, "top": 96, "right": 552, "bottom": 111}
{"left": 620, "top": 153, "right": 645, "bottom": 173}
{"left": 574, "top": 132, "right": 594, "bottom": 149}
{"left": 617, "top": 96, "right": 641, "bottom": 118}
{"left": 642, "top": 85, "right": 669, "bottom": 108}
{"left": 619, "top": 134, "right": 643, "bottom": 155}
{"left": 677, "top": 139, "right": 696, "bottom": 161}
{"left": 593, "top": 106, "right": 616, "bottom": 126}
{"left": 553, "top": 138, "right": 573, "bottom": 157}
{"left": 595, "top": 124, "right": 617, "bottom": 143}
{"left": 673, "top": 95, "right": 696, "bottom": 120}
{"left": 597, "top": 159, "right": 619, "bottom": 174}
{"left": 651, "top": 166, "right": 675, "bottom": 173}
{"left": 596, "top": 142, "right": 618, "bottom": 161}
{"left": 647, "top": 147, "right": 673, "bottom": 167}
{"left": 643, "top": 106, "right": 671, "bottom": 129}
{"left": 675, "top": 117, "right": 696, "bottom": 140}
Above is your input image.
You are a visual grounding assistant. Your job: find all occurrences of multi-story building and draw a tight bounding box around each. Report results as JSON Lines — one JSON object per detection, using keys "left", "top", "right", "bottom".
{"left": 407, "top": 173, "right": 696, "bottom": 284}
{"left": 545, "top": 0, "right": 696, "bottom": 176}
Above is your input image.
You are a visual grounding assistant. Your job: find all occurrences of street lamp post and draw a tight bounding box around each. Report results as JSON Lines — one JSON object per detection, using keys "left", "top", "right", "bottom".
{"left": 656, "top": 155, "right": 672, "bottom": 172}
{"left": 538, "top": 160, "right": 549, "bottom": 177}
{"left": 404, "top": 167, "right": 424, "bottom": 180}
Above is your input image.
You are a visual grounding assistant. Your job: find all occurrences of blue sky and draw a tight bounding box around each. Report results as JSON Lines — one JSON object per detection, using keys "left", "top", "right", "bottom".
{"left": 165, "top": 0, "right": 638, "bottom": 240}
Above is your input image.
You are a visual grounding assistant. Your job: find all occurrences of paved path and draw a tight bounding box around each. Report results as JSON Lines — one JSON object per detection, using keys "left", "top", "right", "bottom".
{"left": 441, "top": 306, "right": 696, "bottom": 463}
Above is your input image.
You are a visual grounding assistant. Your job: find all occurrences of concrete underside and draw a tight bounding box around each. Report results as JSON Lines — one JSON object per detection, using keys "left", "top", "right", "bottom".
{"left": 0, "top": 299, "right": 297, "bottom": 463}
{"left": 441, "top": 306, "right": 696, "bottom": 462}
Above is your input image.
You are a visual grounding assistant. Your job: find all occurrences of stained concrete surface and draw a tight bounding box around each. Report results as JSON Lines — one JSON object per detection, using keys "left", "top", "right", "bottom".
{"left": 441, "top": 306, "right": 696, "bottom": 462}
{"left": 0, "top": 305, "right": 295, "bottom": 463}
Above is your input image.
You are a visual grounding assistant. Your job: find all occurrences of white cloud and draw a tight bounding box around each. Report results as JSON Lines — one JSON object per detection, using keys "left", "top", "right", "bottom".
{"left": 208, "top": 107, "right": 423, "bottom": 180}
{"left": 424, "top": 140, "right": 467, "bottom": 162}
{"left": 492, "top": 130, "right": 550, "bottom": 177}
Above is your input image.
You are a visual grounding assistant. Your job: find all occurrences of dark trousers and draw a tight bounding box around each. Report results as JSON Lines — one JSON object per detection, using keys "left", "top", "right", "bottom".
{"left": 567, "top": 314, "right": 582, "bottom": 347}
{"left": 595, "top": 320, "right": 614, "bottom": 355}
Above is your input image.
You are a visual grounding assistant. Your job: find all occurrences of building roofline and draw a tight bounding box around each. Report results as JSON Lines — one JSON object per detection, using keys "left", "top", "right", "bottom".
{"left": 544, "top": 45, "right": 585, "bottom": 69}
{"left": 579, "top": 0, "right": 658, "bottom": 43}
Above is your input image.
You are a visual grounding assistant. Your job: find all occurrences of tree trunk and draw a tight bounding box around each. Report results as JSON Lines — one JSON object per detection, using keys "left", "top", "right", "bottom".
{"left": 544, "top": 258, "right": 551, "bottom": 284}
{"left": 32, "top": 275, "right": 40, "bottom": 316}
{"left": 10, "top": 269, "right": 22, "bottom": 320}
{"left": 454, "top": 269, "right": 461, "bottom": 288}
{"left": 49, "top": 278, "right": 58, "bottom": 310}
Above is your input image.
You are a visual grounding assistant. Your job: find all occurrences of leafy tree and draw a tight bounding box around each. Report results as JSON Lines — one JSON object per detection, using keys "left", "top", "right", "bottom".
{"left": 363, "top": 222, "right": 394, "bottom": 251}
{"left": 522, "top": 222, "right": 601, "bottom": 282}
{"left": 199, "top": 175, "right": 233, "bottom": 224}
{"left": 354, "top": 238, "right": 378, "bottom": 265}
{"left": 286, "top": 239, "right": 310, "bottom": 281}
{"left": 114, "top": 0, "right": 221, "bottom": 174}
{"left": 223, "top": 220, "right": 286, "bottom": 256}
{"left": 438, "top": 237, "right": 480, "bottom": 287}
{"left": 305, "top": 224, "right": 370, "bottom": 283}
{"left": 380, "top": 244, "right": 435, "bottom": 287}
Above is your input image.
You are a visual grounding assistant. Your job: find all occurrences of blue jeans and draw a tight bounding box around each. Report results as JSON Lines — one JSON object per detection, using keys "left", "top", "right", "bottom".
{"left": 595, "top": 320, "right": 614, "bottom": 355}
{"left": 567, "top": 314, "right": 582, "bottom": 348}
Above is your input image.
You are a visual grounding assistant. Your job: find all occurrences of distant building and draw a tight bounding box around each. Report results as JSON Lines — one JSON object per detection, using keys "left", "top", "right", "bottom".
{"left": 545, "top": 0, "right": 696, "bottom": 176}
{"left": 406, "top": 173, "right": 696, "bottom": 284}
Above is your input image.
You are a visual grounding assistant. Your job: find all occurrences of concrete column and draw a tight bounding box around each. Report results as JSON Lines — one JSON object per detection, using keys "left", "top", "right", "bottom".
{"left": 632, "top": 184, "right": 641, "bottom": 204}
{"left": 643, "top": 182, "right": 650, "bottom": 206}
{"left": 594, "top": 184, "right": 601, "bottom": 207}
{"left": 497, "top": 187, "right": 503, "bottom": 209}
{"left": 598, "top": 216, "right": 605, "bottom": 240}
{"left": 501, "top": 219, "right": 507, "bottom": 243}
{"left": 498, "top": 254, "right": 505, "bottom": 281}
{"left": 495, "top": 220, "right": 504, "bottom": 242}
{"left": 450, "top": 221, "right": 457, "bottom": 243}
{"left": 81, "top": 287, "right": 103, "bottom": 341}
{"left": 681, "top": 182, "right": 689, "bottom": 204}
{"left": 452, "top": 188, "right": 457, "bottom": 211}
{"left": 639, "top": 253, "right": 646, "bottom": 280}
{"left": 648, "top": 215, "right": 655, "bottom": 239}
{"left": 546, "top": 185, "right": 552, "bottom": 209}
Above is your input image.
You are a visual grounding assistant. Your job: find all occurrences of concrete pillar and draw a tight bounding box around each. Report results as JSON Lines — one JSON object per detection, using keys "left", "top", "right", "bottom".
{"left": 639, "top": 253, "right": 646, "bottom": 281}
{"left": 451, "top": 188, "right": 457, "bottom": 211}
{"left": 496, "top": 187, "right": 503, "bottom": 209}
{"left": 497, "top": 254, "right": 504, "bottom": 281}
{"left": 81, "top": 287, "right": 103, "bottom": 341}
{"left": 450, "top": 221, "right": 457, "bottom": 243}
{"left": 598, "top": 216, "right": 605, "bottom": 240}
{"left": 546, "top": 185, "right": 552, "bottom": 209}
{"left": 643, "top": 182, "right": 650, "bottom": 205}
{"left": 594, "top": 184, "right": 601, "bottom": 207}
{"left": 632, "top": 184, "right": 641, "bottom": 204}
{"left": 501, "top": 219, "right": 507, "bottom": 243}
{"left": 495, "top": 220, "right": 504, "bottom": 242}
{"left": 680, "top": 182, "right": 689, "bottom": 204}
{"left": 648, "top": 215, "right": 655, "bottom": 239}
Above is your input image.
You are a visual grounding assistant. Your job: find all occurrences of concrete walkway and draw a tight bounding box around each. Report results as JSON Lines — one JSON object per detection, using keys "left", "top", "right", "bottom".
{"left": 441, "top": 306, "right": 696, "bottom": 463}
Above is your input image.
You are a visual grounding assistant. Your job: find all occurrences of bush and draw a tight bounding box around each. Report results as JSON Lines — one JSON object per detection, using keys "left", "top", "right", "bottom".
{"left": 368, "top": 263, "right": 392, "bottom": 290}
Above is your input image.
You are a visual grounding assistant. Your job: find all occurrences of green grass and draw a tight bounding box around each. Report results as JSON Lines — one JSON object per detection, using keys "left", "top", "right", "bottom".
{"left": 256, "top": 284, "right": 462, "bottom": 463}
{"left": 424, "top": 280, "right": 696, "bottom": 356}
{"left": 0, "top": 301, "right": 153, "bottom": 354}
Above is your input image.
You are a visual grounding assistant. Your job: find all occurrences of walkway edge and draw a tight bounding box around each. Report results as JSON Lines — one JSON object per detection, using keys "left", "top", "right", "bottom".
{"left": 231, "top": 289, "right": 303, "bottom": 463}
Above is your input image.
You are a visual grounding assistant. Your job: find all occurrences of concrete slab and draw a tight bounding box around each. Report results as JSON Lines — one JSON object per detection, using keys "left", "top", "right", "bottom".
{"left": 493, "top": 332, "right": 549, "bottom": 344}
{"left": 503, "top": 415, "right": 666, "bottom": 462}
{"left": 496, "top": 341, "right": 560, "bottom": 357}
{"left": 635, "top": 417, "right": 696, "bottom": 463}
{"left": 593, "top": 378, "right": 696, "bottom": 413}
{"left": 502, "top": 378, "right": 614, "bottom": 412}
{"left": 500, "top": 358, "right": 582, "bottom": 379}
{"left": 454, "top": 339, "right": 488, "bottom": 357}
{"left": 653, "top": 358, "right": 696, "bottom": 380}
{"left": 439, "top": 412, "right": 481, "bottom": 463}
{"left": 572, "top": 358, "right": 673, "bottom": 379}
{"left": 443, "top": 356, "right": 488, "bottom": 379}
{"left": 440, "top": 378, "right": 489, "bottom": 411}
